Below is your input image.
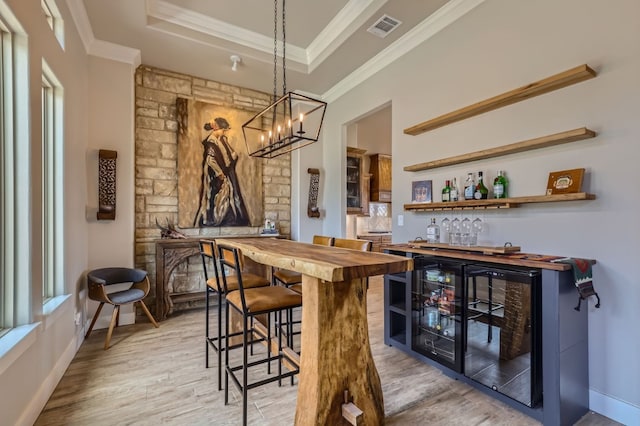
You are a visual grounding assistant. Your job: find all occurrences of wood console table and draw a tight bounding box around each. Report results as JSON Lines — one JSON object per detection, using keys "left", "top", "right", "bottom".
{"left": 154, "top": 237, "right": 271, "bottom": 321}
{"left": 215, "top": 237, "right": 413, "bottom": 426}
{"left": 155, "top": 238, "right": 202, "bottom": 321}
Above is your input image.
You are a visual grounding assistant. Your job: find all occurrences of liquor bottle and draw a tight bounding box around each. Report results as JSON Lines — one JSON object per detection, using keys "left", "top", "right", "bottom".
{"left": 493, "top": 170, "right": 508, "bottom": 198}
{"left": 450, "top": 177, "right": 459, "bottom": 201}
{"left": 464, "top": 173, "right": 475, "bottom": 200}
{"left": 426, "top": 218, "right": 440, "bottom": 243}
{"left": 441, "top": 180, "right": 451, "bottom": 202}
{"left": 474, "top": 171, "right": 489, "bottom": 199}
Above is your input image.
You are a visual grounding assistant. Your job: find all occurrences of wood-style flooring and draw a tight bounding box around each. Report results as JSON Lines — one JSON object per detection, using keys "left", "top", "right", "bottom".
{"left": 35, "top": 277, "right": 619, "bottom": 425}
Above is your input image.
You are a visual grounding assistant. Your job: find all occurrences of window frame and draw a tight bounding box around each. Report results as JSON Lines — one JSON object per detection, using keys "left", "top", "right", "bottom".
{"left": 41, "top": 61, "right": 64, "bottom": 305}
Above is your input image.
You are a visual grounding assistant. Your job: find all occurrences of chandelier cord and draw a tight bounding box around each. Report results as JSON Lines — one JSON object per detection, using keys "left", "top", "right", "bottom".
{"left": 282, "top": 0, "right": 286, "bottom": 97}
{"left": 272, "top": 0, "right": 278, "bottom": 103}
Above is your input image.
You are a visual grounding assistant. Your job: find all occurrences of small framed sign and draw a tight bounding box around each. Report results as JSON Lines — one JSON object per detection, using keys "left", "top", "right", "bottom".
{"left": 411, "top": 180, "right": 432, "bottom": 203}
{"left": 546, "top": 168, "right": 585, "bottom": 195}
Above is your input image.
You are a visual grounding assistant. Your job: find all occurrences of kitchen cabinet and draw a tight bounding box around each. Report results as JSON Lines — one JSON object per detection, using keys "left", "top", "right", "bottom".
{"left": 347, "top": 147, "right": 367, "bottom": 214}
{"left": 369, "top": 154, "right": 392, "bottom": 202}
{"left": 357, "top": 233, "right": 391, "bottom": 253}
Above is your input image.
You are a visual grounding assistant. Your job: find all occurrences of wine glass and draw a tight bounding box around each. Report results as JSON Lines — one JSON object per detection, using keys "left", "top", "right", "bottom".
{"left": 441, "top": 217, "right": 450, "bottom": 244}
{"left": 471, "top": 217, "right": 483, "bottom": 246}
{"left": 461, "top": 217, "right": 472, "bottom": 246}
{"left": 450, "top": 218, "right": 461, "bottom": 246}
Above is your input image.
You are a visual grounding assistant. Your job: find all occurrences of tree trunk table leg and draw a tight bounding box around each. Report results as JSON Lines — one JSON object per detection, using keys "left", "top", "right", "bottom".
{"left": 295, "top": 275, "right": 384, "bottom": 425}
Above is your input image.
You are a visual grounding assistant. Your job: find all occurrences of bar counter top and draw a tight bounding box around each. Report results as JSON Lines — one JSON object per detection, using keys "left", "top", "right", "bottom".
{"left": 383, "top": 243, "right": 596, "bottom": 271}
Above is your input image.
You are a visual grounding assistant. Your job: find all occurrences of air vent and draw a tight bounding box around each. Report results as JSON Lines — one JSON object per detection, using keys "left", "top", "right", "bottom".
{"left": 367, "top": 14, "right": 402, "bottom": 38}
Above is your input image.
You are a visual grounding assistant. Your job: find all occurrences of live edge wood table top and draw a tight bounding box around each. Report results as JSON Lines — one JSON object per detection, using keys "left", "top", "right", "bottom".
{"left": 215, "top": 237, "right": 413, "bottom": 426}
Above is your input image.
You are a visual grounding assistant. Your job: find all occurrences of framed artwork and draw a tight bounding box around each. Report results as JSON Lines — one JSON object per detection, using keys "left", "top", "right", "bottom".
{"left": 411, "top": 180, "right": 432, "bottom": 203}
{"left": 176, "top": 98, "right": 263, "bottom": 228}
{"left": 546, "top": 168, "right": 585, "bottom": 195}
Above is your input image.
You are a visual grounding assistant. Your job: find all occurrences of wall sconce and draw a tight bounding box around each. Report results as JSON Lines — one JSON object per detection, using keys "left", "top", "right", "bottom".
{"left": 97, "top": 149, "right": 117, "bottom": 220}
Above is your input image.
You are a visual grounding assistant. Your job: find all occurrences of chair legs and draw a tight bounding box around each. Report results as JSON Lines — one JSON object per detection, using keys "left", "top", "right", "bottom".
{"left": 86, "top": 300, "right": 158, "bottom": 350}
{"left": 85, "top": 302, "right": 105, "bottom": 339}
{"left": 205, "top": 287, "right": 226, "bottom": 391}
{"left": 224, "top": 304, "right": 299, "bottom": 426}
{"left": 138, "top": 300, "right": 159, "bottom": 328}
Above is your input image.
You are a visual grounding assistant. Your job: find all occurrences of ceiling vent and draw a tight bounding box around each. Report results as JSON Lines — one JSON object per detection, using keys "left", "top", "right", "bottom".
{"left": 367, "top": 14, "right": 402, "bottom": 38}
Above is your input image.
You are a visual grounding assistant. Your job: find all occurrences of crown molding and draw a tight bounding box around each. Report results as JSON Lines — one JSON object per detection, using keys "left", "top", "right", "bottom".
{"left": 145, "top": 0, "right": 307, "bottom": 65}
{"left": 322, "top": 0, "right": 486, "bottom": 103}
{"left": 66, "top": 0, "right": 141, "bottom": 66}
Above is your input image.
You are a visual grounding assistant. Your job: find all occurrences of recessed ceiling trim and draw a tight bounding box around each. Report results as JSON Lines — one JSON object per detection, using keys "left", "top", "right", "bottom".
{"left": 66, "top": 0, "right": 94, "bottom": 53}
{"left": 145, "top": 0, "right": 307, "bottom": 66}
{"left": 66, "top": 0, "right": 141, "bottom": 66}
{"left": 306, "top": 0, "right": 387, "bottom": 72}
{"left": 323, "top": 0, "right": 486, "bottom": 103}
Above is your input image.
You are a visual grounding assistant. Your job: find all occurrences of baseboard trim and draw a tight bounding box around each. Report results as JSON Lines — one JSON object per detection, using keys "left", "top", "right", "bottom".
{"left": 16, "top": 335, "right": 78, "bottom": 426}
{"left": 590, "top": 389, "right": 640, "bottom": 426}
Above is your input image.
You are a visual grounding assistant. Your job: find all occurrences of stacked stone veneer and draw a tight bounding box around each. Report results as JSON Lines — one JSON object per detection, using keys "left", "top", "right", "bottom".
{"left": 134, "top": 65, "right": 291, "bottom": 314}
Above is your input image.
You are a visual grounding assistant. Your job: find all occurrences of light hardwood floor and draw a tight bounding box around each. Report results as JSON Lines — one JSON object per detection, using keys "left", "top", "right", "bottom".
{"left": 36, "top": 277, "right": 618, "bottom": 425}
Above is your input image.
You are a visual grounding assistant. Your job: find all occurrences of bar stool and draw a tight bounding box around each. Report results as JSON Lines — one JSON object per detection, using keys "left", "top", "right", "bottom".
{"left": 218, "top": 242, "right": 302, "bottom": 426}
{"left": 199, "top": 239, "right": 270, "bottom": 391}
{"left": 273, "top": 236, "right": 334, "bottom": 348}
{"left": 333, "top": 238, "right": 373, "bottom": 290}
{"left": 272, "top": 235, "right": 335, "bottom": 292}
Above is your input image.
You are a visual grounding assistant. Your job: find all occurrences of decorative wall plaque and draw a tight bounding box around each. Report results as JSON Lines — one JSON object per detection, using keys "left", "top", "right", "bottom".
{"left": 97, "top": 149, "right": 117, "bottom": 220}
{"left": 307, "top": 168, "right": 320, "bottom": 218}
{"left": 546, "top": 168, "right": 585, "bottom": 195}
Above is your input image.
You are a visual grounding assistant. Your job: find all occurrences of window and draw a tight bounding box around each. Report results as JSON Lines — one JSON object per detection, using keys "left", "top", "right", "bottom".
{"left": 0, "top": 5, "right": 30, "bottom": 336}
{"left": 41, "top": 62, "right": 64, "bottom": 304}
{"left": 41, "top": 0, "right": 64, "bottom": 49}
{"left": 0, "top": 18, "right": 6, "bottom": 337}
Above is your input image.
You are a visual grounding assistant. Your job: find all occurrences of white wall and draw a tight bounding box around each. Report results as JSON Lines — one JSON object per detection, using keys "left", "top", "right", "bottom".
{"left": 306, "top": 0, "right": 640, "bottom": 423}
{"left": 0, "top": 0, "right": 90, "bottom": 424}
{"left": 0, "top": 0, "right": 138, "bottom": 424}
{"left": 86, "top": 56, "right": 137, "bottom": 327}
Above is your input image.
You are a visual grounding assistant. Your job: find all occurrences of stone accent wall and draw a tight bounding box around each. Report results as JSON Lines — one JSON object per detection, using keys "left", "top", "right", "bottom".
{"left": 134, "top": 65, "right": 291, "bottom": 313}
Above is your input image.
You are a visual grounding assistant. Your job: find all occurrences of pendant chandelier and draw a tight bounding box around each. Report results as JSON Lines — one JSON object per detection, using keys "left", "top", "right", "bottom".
{"left": 242, "top": 0, "right": 327, "bottom": 159}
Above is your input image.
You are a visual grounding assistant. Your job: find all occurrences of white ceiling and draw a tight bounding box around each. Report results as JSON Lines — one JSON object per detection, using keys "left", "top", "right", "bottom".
{"left": 77, "top": 0, "right": 481, "bottom": 98}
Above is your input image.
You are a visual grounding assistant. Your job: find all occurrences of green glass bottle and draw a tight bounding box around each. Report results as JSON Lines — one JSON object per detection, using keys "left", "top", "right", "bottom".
{"left": 474, "top": 171, "right": 489, "bottom": 200}
{"left": 441, "top": 180, "right": 451, "bottom": 202}
{"left": 493, "top": 170, "right": 508, "bottom": 198}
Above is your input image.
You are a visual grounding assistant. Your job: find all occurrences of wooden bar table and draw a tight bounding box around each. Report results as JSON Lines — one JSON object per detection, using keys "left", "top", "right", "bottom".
{"left": 215, "top": 237, "right": 413, "bottom": 426}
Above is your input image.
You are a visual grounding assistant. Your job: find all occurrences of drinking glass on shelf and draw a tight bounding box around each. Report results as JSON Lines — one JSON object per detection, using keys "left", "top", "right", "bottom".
{"left": 441, "top": 217, "right": 450, "bottom": 243}
{"left": 461, "top": 217, "right": 472, "bottom": 246}
{"left": 471, "top": 217, "right": 483, "bottom": 246}
{"left": 450, "top": 217, "right": 461, "bottom": 246}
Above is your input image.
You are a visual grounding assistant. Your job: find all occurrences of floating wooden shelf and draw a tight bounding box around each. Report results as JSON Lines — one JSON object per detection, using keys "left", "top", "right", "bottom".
{"left": 403, "top": 64, "right": 597, "bottom": 136}
{"left": 404, "top": 192, "right": 595, "bottom": 212}
{"left": 404, "top": 127, "right": 596, "bottom": 172}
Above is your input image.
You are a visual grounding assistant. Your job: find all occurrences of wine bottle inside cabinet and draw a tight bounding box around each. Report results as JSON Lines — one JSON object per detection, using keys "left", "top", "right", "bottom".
{"left": 412, "top": 256, "right": 463, "bottom": 372}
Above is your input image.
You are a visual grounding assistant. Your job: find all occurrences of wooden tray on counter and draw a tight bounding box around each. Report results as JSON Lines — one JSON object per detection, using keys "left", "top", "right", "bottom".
{"left": 408, "top": 241, "right": 521, "bottom": 255}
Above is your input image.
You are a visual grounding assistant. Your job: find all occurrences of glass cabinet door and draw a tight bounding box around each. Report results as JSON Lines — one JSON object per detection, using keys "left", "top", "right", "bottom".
{"left": 412, "top": 257, "right": 463, "bottom": 372}
{"left": 346, "top": 155, "right": 361, "bottom": 209}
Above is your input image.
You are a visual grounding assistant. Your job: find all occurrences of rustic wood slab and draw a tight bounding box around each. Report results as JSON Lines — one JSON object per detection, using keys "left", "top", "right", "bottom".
{"left": 409, "top": 241, "right": 521, "bottom": 255}
{"left": 215, "top": 238, "right": 413, "bottom": 426}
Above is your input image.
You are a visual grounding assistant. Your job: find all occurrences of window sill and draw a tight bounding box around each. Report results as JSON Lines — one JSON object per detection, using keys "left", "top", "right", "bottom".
{"left": 0, "top": 323, "right": 39, "bottom": 376}
{"left": 41, "top": 294, "right": 72, "bottom": 330}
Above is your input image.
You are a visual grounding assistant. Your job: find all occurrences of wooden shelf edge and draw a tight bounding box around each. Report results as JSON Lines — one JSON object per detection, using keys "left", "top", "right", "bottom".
{"left": 404, "top": 127, "right": 596, "bottom": 172}
{"left": 404, "top": 192, "right": 595, "bottom": 211}
{"left": 403, "top": 64, "right": 597, "bottom": 136}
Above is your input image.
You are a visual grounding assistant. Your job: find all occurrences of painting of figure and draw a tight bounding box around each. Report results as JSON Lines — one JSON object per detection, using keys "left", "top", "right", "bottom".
{"left": 177, "top": 98, "right": 263, "bottom": 228}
